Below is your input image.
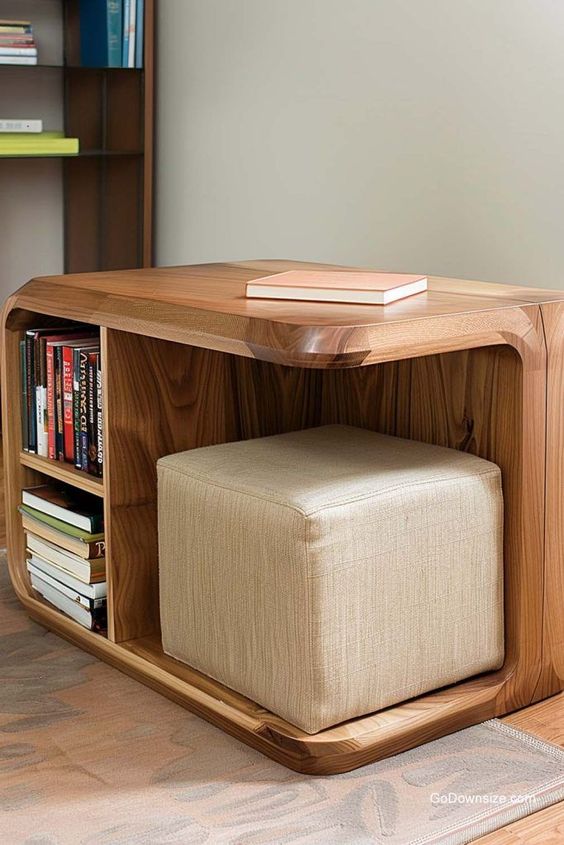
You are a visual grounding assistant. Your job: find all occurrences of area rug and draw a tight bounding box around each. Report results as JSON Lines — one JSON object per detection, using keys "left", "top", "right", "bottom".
{"left": 1, "top": 556, "right": 563, "bottom": 845}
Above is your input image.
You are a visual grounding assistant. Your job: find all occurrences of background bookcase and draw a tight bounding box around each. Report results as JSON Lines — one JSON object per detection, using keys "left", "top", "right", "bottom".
{"left": 0, "top": 0, "right": 154, "bottom": 290}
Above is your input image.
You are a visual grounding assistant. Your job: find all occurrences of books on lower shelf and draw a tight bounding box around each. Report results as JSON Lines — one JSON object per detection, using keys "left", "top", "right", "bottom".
{"left": 79, "top": 0, "right": 144, "bottom": 68}
{"left": 0, "top": 19, "right": 37, "bottom": 65}
{"left": 0, "top": 132, "right": 80, "bottom": 156}
{"left": 22, "top": 484, "right": 103, "bottom": 532}
{"left": 21, "top": 325, "right": 102, "bottom": 477}
{"left": 22, "top": 482, "right": 107, "bottom": 633}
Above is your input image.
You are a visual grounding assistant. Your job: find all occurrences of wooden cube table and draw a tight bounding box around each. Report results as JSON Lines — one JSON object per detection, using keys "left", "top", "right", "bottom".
{"left": 2, "top": 260, "right": 564, "bottom": 774}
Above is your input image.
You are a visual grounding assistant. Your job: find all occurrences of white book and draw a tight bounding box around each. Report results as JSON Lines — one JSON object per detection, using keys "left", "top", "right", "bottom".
{"left": 26, "top": 554, "right": 107, "bottom": 600}
{"left": 0, "top": 118, "right": 42, "bottom": 133}
{"left": 26, "top": 534, "right": 105, "bottom": 584}
{"left": 246, "top": 271, "right": 428, "bottom": 305}
{"left": 128, "top": 0, "right": 136, "bottom": 67}
{"left": 0, "top": 56, "right": 37, "bottom": 65}
{"left": 27, "top": 560, "right": 106, "bottom": 610}
{"left": 0, "top": 46, "right": 37, "bottom": 56}
{"left": 29, "top": 573, "right": 101, "bottom": 630}
{"left": 35, "top": 385, "right": 48, "bottom": 456}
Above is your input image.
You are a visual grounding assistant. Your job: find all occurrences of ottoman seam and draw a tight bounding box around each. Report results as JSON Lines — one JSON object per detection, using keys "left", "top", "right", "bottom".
{"left": 157, "top": 463, "right": 501, "bottom": 518}
{"left": 304, "top": 513, "right": 316, "bottom": 733}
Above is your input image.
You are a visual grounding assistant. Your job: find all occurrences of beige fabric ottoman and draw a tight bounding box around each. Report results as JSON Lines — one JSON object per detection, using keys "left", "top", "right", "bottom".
{"left": 158, "top": 425, "right": 504, "bottom": 734}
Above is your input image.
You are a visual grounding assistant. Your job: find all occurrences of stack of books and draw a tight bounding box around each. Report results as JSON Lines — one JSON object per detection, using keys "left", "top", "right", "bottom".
{"left": 20, "top": 484, "right": 107, "bottom": 632}
{"left": 0, "top": 19, "right": 37, "bottom": 65}
{"left": 79, "top": 0, "right": 144, "bottom": 68}
{"left": 21, "top": 326, "right": 103, "bottom": 477}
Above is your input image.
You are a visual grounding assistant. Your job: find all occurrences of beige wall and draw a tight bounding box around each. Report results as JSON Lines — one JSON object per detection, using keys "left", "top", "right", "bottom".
{"left": 156, "top": 0, "right": 564, "bottom": 290}
{"left": 0, "top": 0, "right": 64, "bottom": 304}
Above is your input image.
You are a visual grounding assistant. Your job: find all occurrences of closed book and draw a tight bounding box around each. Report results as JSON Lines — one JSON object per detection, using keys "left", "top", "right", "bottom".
{"left": 27, "top": 327, "right": 73, "bottom": 457}
{"left": 0, "top": 56, "right": 36, "bottom": 65}
{"left": 27, "top": 555, "right": 107, "bottom": 600}
{"left": 20, "top": 507, "right": 105, "bottom": 559}
{"left": 0, "top": 119, "right": 42, "bottom": 133}
{"left": 27, "top": 559, "right": 107, "bottom": 608}
{"left": 44, "top": 334, "right": 97, "bottom": 461}
{"left": 246, "top": 271, "right": 428, "bottom": 305}
{"left": 20, "top": 340, "right": 28, "bottom": 450}
{"left": 62, "top": 346, "right": 75, "bottom": 461}
{"left": 55, "top": 346, "right": 64, "bottom": 459}
{"left": 135, "top": 0, "right": 144, "bottom": 67}
{"left": 79, "top": 349, "right": 90, "bottom": 470}
{"left": 87, "top": 352, "right": 100, "bottom": 474}
{"left": 127, "top": 0, "right": 136, "bottom": 67}
{"left": 0, "top": 46, "right": 37, "bottom": 56}
{"left": 22, "top": 484, "right": 104, "bottom": 533}
{"left": 96, "top": 356, "right": 104, "bottom": 477}
{"left": 0, "top": 132, "right": 79, "bottom": 155}
{"left": 46, "top": 341, "right": 56, "bottom": 459}
{"left": 26, "top": 533, "right": 106, "bottom": 583}
{"left": 30, "top": 573, "right": 107, "bottom": 631}
{"left": 79, "top": 0, "right": 123, "bottom": 67}
{"left": 0, "top": 21, "right": 32, "bottom": 32}
{"left": 122, "top": 0, "right": 131, "bottom": 66}
{"left": 25, "top": 331, "right": 36, "bottom": 452}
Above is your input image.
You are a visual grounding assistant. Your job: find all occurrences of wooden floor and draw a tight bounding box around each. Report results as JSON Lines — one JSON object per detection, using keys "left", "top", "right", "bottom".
{"left": 0, "top": 440, "right": 561, "bottom": 840}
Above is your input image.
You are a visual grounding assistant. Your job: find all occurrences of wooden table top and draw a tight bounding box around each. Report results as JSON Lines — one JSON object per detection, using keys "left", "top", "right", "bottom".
{"left": 11, "top": 259, "right": 564, "bottom": 367}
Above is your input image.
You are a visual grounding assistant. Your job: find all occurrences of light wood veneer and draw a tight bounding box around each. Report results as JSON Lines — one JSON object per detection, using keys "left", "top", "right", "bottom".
{"left": 2, "top": 260, "right": 563, "bottom": 774}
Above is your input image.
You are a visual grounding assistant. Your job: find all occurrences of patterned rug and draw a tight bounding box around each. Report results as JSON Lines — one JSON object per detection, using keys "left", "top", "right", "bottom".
{"left": 1, "top": 557, "right": 563, "bottom": 845}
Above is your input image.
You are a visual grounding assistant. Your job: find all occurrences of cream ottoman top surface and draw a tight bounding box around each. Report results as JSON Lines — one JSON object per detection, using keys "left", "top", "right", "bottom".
{"left": 158, "top": 424, "right": 499, "bottom": 515}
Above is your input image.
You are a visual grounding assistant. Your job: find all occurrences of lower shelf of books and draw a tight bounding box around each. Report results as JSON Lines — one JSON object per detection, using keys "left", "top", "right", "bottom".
{"left": 20, "top": 477, "right": 107, "bottom": 636}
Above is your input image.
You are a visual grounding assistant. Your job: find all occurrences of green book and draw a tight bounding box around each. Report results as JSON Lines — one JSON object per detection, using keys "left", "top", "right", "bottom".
{"left": 19, "top": 504, "right": 103, "bottom": 541}
{"left": 0, "top": 132, "right": 79, "bottom": 156}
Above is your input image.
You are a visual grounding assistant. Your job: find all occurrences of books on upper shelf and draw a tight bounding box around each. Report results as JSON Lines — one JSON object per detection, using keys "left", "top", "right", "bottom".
{"left": 246, "top": 271, "right": 428, "bottom": 305}
{"left": 0, "top": 132, "right": 79, "bottom": 156}
{"left": 79, "top": 0, "right": 144, "bottom": 68}
{"left": 0, "top": 20, "right": 37, "bottom": 65}
{"left": 22, "top": 484, "right": 104, "bottom": 532}
{"left": 20, "top": 325, "right": 102, "bottom": 477}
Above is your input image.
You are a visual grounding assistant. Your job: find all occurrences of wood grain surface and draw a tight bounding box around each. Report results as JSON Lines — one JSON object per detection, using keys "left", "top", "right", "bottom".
{"left": 7, "top": 260, "right": 564, "bottom": 368}
{"left": 1, "top": 261, "right": 562, "bottom": 774}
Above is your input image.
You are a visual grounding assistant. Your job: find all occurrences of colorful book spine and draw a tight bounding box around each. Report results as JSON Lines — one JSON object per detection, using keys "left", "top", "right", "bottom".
{"left": 79, "top": 349, "right": 90, "bottom": 471}
{"left": 96, "top": 355, "right": 104, "bottom": 477}
{"left": 25, "top": 331, "right": 36, "bottom": 453}
{"left": 79, "top": 0, "right": 123, "bottom": 67}
{"left": 87, "top": 352, "right": 99, "bottom": 475}
{"left": 46, "top": 343, "right": 57, "bottom": 460}
{"left": 35, "top": 335, "right": 48, "bottom": 457}
{"left": 122, "top": 0, "right": 131, "bottom": 67}
{"left": 55, "top": 347, "right": 65, "bottom": 461}
{"left": 135, "top": 0, "right": 144, "bottom": 68}
{"left": 20, "top": 340, "right": 28, "bottom": 450}
{"left": 73, "top": 348, "right": 82, "bottom": 469}
{"left": 62, "top": 346, "right": 76, "bottom": 462}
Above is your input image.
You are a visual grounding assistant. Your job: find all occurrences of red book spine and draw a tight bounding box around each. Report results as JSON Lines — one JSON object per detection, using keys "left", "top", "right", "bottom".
{"left": 46, "top": 344, "right": 56, "bottom": 460}
{"left": 62, "top": 346, "right": 75, "bottom": 462}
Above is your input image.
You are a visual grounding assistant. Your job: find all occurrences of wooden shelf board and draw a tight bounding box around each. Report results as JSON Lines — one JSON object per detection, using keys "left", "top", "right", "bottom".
{"left": 19, "top": 451, "right": 104, "bottom": 497}
{"left": 0, "top": 150, "right": 143, "bottom": 160}
{"left": 0, "top": 64, "right": 143, "bottom": 71}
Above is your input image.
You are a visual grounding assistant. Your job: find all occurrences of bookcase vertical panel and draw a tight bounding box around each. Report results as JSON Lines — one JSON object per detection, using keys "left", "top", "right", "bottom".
{"left": 103, "top": 156, "right": 143, "bottom": 269}
{"left": 64, "top": 157, "right": 102, "bottom": 273}
{"left": 102, "top": 330, "right": 243, "bottom": 642}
